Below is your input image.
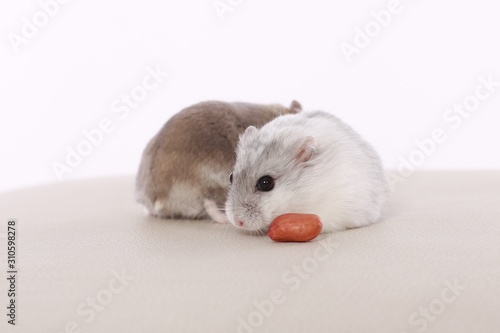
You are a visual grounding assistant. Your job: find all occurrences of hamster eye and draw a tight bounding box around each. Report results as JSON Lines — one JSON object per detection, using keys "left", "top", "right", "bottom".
{"left": 256, "top": 176, "right": 274, "bottom": 192}
{"left": 229, "top": 172, "right": 233, "bottom": 184}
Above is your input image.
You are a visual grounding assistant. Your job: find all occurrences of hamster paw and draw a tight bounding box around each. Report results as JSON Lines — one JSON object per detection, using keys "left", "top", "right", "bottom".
{"left": 203, "top": 199, "right": 229, "bottom": 224}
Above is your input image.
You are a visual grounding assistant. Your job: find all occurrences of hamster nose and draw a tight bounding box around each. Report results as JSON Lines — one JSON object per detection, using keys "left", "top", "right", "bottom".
{"left": 237, "top": 220, "right": 245, "bottom": 227}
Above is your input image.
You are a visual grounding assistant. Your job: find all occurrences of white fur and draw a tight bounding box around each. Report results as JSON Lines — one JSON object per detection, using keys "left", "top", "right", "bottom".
{"left": 197, "top": 164, "right": 228, "bottom": 190}
{"left": 204, "top": 199, "right": 229, "bottom": 223}
{"left": 153, "top": 200, "right": 165, "bottom": 216}
{"left": 225, "top": 110, "right": 387, "bottom": 232}
{"left": 156, "top": 182, "right": 205, "bottom": 218}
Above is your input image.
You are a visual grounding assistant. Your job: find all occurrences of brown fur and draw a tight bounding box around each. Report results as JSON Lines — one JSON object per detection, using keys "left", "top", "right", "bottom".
{"left": 135, "top": 100, "right": 302, "bottom": 219}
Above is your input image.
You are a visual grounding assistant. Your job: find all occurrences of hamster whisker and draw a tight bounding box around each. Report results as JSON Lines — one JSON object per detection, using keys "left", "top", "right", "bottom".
{"left": 252, "top": 221, "right": 268, "bottom": 237}
{"left": 252, "top": 229, "right": 262, "bottom": 237}
{"left": 213, "top": 204, "right": 227, "bottom": 211}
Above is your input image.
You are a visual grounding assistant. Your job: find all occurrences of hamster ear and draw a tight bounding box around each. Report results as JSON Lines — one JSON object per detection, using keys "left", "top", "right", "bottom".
{"left": 244, "top": 126, "right": 258, "bottom": 136}
{"left": 290, "top": 100, "right": 302, "bottom": 113}
{"left": 295, "top": 136, "right": 317, "bottom": 163}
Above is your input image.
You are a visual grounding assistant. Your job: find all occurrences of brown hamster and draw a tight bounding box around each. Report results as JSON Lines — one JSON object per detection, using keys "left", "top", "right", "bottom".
{"left": 135, "top": 100, "right": 302, "bottom": 222}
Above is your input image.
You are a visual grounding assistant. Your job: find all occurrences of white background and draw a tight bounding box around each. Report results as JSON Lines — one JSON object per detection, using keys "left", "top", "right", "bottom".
{"left": 1, "top": 0, "right": 499, "bottom": 193}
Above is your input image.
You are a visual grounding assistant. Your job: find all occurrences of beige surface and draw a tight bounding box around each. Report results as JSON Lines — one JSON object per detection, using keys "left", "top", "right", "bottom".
{"left": 1, "top": 172, "right": 499, "bottom": 333}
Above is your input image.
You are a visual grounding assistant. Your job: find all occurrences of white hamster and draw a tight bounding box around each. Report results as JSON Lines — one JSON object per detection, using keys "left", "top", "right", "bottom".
{"left": 225, "top": 110, "right": 387, "bottom": 232}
